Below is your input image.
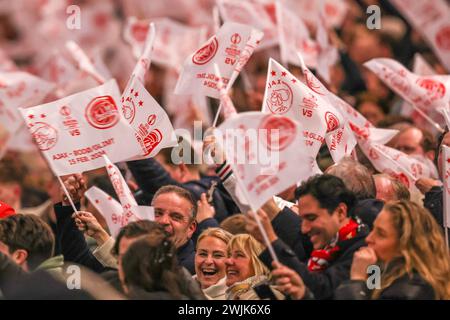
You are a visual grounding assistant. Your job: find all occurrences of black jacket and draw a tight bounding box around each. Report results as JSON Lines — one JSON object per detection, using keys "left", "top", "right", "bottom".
{"left": 423, "top": 186, "right": 444, "bottom": 227}
{"left": 54, "top": 203, "right": 106, "bottom": 273}
{"left": 177, "top": 239, "right": 196, "bottom": 275}
{"left": 271, "top": 207, "right": 312, "bottom": 262}
{"left": 259, "top": 226, "right": 369, "bottom": 300}
{"left": 350, "top": 198, "right": 384, "bottom": 230}
{"left": 127, "top": 158, "right": 240, "bottom": 222}
{"left": 334, "top": 273, "right": 436, "bottom": 300}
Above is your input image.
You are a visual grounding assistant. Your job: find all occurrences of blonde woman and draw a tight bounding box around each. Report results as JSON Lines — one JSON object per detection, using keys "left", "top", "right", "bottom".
{"left": 194, "top": 228, "right": 232, "bottom": 299}
{"left": 225, "top": 234, "right": 284, "bottom": 300}
{"left": 335, "top": 200, "right": 450, "bottom": 300}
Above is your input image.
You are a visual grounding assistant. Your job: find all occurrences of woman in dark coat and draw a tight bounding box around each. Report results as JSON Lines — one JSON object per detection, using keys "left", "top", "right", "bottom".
{"left": 335, "top": 200, "right": 450, "bottom": 300}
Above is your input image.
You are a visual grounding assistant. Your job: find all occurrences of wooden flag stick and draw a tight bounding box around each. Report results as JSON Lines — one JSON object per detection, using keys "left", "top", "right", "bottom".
{"left": 57, "top": 176, "right": 79, "bottom": 214}
{"left": 219, "top": 141, "right": 280, "bottom": 263}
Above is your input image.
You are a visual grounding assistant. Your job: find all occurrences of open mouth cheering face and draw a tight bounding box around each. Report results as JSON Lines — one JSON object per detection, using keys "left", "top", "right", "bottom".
{"left": 195, "top": 236, "right": 228, "bottom": 289}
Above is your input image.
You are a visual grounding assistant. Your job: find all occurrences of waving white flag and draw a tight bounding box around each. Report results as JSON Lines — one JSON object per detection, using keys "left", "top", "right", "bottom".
{"left": 390, "top": 0, "right": 450, "bottom": 72}
{"left": 283, "top": 0, "right": 348, "bottom": 29}
{"left": 0, "top": 71, "right": 54, "bottom": 134}
{"left": 121, "top": 76, "right": 177, "bottom": 159}
{"left": 124, "top": 17, "right": 205, "bottom": 70}
{"left": 175, "top": 21, "right": 263, "bottom": 99}
{"left": 276, "top": 1, "right": 318, "bottom": 68}
{"left": 298, "top": 53, "right": 397, "bottom": 148}
{"left": 262, "top": 58, "right": 356, "bottom": 162}
{"left": 364, "top": 58, "right": 450, "bottom": 130}
{"left": 218, "top": 0, "right": 276, "bottom": 50}
{"left": 85, "top": 186, "right": 154, "bottom": 237}
{"left": 103, "top": 155, "right": 155, "bottom": 226}
{"left": 19, "top": 79, "right": 141, "bottom": 176}
{"left": 85, "top": 186, "right": 125, "bottom": 237}
{"left": 357, "top": 131, "right": 436, "bottom": 191}
{"left": 218, "top": 112, "right": 313, "bottom": 211}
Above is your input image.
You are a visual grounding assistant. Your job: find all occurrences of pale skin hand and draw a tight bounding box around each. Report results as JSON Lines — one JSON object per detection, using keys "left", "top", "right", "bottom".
{"left": 60, "top": 173, "right": 87, "bottom": 205}
{"left": 244, "top": 209, "right": 278, "bottom": 246}
{"left": 73, "top": 211, "right": 110, "bottom": 246}
{"left": 202, "top": 128, "right": 225, "bottom": 165}
{"left": 261, "top": 197, "right": 282, "bottom": 220}
{"left": 415, "top": 177, "right": 441, "bottom": 195}
{"left": 271, "top": 261, "right": 306, "bottom": 300}
{"left": 196, "top": 193, "right": 215, "bottom": 223}
{"left": 350, "top": 247, "right": 378, "bottom": 281}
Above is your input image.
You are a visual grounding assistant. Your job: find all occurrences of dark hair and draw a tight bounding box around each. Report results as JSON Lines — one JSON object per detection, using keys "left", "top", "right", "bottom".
{"left": 0, "top": 154, "right": 27, "bottom": 183}
{"left": 112, "top": 220, "right": 162, "bottom": 256}
{"left": 0, "top": 214, "right": 54, "bottom": 270}
{"left": 121, "top": 229, "right": 185, "bottom": 299}
{"left": 295, "top": 174, "right": 356, "bottom": 215}
{"left": 152, "top": 185, "right": 197, "bottom": 220}
{"left": 158, "top": 135, "right": 201, "bottom": 170}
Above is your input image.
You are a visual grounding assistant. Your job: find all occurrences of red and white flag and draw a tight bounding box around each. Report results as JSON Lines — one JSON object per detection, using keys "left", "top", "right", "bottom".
{"left": 130, "top": 22, "right": 156, "bottom": 84}
{"left": 297, "top": 53, "right": 399, "bottom": 148}
{"left": 218, "top": 0, "right": 276, "bottom": 50}
{"left": 358, "top": 132, "right": 436, "bottom": 191}
{"left": 175, "top": 21, "right": 263, "bottom": 99}
{"left": 124, "top": 17, "right": 206, "bottom": 70}
{"left": 65, "top": 41, "right": 106, "bottom": 85}
{"left": 262, "top": 58, "right": 356, "bottom": 162}
{"left": 218, "top": 112, "right": 313, "bottom": 211}
{"left": 400, "top": 54, "right": 440, "bottom": 134}
{"left": 365, "top": 58, "right": 450, "bottom": 129}
{"left": 390, "top": 0, "right": 450, "bottom": 72}
{"left": 85, "top": 186, "right": 154, "bottom": 237}
{"left": 103, "top": 155, "right": 155, "bottom": 226}
{"left": 315, "top": 13, "right": 339, "bottom": 84}
{"left": 283, "top": 0, "right": 348, "bottom": 29}
{"left": 276, "top": 1, "right": 318, "bottom": 68}
{"left": 214, "top": 63, "right": 238, "bottom": 120}
{"left": 103, "top": 155, "right": 138, "bottom": 208}
{"left": 19, "top": 79, "right": 142, "bottom": 176}
{"left": 0, "top": 71, "right": 54, "bottom": 135}
{"left": 85, "top": 186, "right": 125, "bottom": 237}
{"left": 121, "top": 76, "right": 177, "bottom": 159}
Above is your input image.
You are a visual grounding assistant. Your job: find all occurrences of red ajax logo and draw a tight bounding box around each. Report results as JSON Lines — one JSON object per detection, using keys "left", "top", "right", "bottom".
{"left": 416, "top": 78, "right": 446, "bottom": 101}
{"left": 30, "top": 122, "right": 58, "bottom": 151}
{"left": 267, "top": 80, "right": 293, "bottom": 115}
{"left": 436, "top": 25, "right": 450, "bottom": 51}
{"left": 132, "top": 23, "right": 149, "bottom": 42}
{"left": 192, "top": 37, "right": 219, "bottom": 65}
{"left": 85, "top": 96, "right": 120, "bottom": 130}
{"left": 142, "top": 129, "right": 162, "bottom": 156}
{"left": 230, "top": 33, "right": 241, "bottom": 45}
{"left": 260, "top": 115, "right": 297, "bottom": 151}
{"left": 325, "top": 111, "right": 340, "bottom": 133}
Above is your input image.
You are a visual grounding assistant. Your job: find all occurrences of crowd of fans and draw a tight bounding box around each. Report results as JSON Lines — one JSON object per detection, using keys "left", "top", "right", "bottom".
{"left": 1, "top": 0, "right": 450, "bottom": 300}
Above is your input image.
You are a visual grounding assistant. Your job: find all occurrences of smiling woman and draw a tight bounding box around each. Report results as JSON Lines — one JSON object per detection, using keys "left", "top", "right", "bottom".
{"left": 224, "top": 234, "right": 284, "bottom": 300}
{"left": 194, "top": 228, "right": 232, "bottom": 299}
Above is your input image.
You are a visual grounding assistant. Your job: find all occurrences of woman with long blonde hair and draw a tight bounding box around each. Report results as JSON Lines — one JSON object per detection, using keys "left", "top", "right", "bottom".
{"left": 335, "top": 200, "right": 450, "bottom": 299}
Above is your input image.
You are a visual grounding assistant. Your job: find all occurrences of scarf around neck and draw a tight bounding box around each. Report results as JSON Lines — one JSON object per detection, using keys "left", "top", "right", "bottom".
{"left": 307, "top": 218, "right": 362, "bottom": 272}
